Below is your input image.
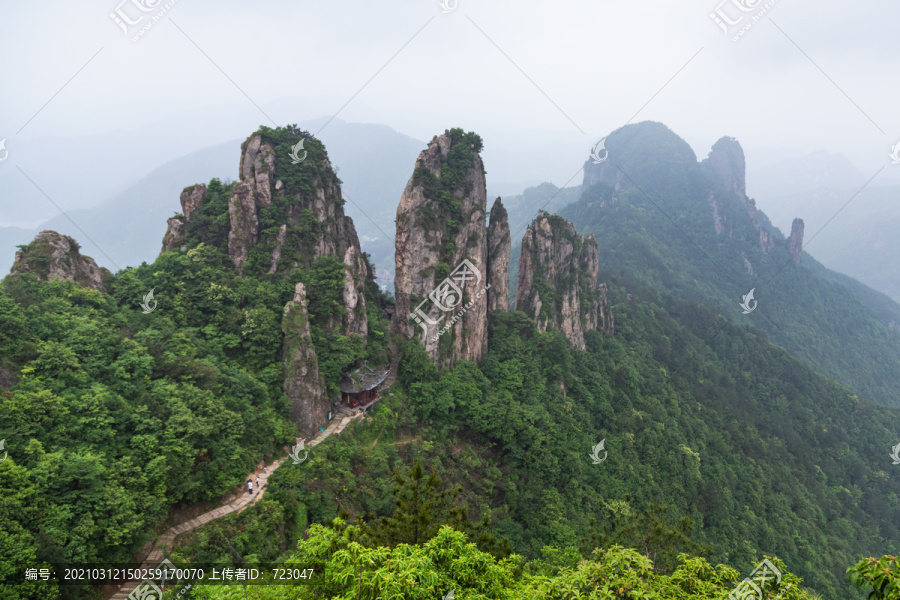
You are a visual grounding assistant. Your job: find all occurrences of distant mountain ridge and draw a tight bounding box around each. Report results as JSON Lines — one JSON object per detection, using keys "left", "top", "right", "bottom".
{"left": 0, "top": 119, "right": 429, "bottom": 291}
{"left": 558, "top": 121, "right": 900, "bottom": 406}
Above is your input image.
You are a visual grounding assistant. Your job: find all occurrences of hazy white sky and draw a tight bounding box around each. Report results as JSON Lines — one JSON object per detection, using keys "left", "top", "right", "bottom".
{"left": 2, "top": 0, "right": 899, "bottom": 225}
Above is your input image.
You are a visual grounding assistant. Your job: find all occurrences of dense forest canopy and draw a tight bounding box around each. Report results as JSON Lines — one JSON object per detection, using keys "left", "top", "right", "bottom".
{"left": 2, "top": 125, "right": 899, "bottom": 600}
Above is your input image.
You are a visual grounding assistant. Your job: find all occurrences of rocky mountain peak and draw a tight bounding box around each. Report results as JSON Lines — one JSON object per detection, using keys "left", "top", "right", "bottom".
{"left": 487, "top": 197, "right": 511, "bottom": 312}
{"left": 159, "top": 127, "right": 369, "bottom": 339}
{"left": 9, "top": 230, "right": 111, "bottom": 291}
{"left": 702, "top": 136, "right": 774, "bottom": 253}
{"left": 789, "top": 217, "right": 804, "bottom": 265}
{"left": 161, "top": 183, "right": 207, "bottom": 253}
{"left": 516, "top": 213, "right": 613, "bottom": 350}
{"left": 701, "top": 136, "right": 746, "bottom": 199}
{"left": 392, "top": 128, "right": 497, "bottom": 368}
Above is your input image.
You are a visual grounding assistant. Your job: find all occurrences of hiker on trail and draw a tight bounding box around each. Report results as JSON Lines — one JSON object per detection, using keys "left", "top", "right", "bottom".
{"left": 255, "top": 475, "right": 260, "bottom": 487}
{"left": 263, "top": 466, "right": 267, "bottom": 475}
{"left": 248, "top": 480, "right": 253, "bottom": 494}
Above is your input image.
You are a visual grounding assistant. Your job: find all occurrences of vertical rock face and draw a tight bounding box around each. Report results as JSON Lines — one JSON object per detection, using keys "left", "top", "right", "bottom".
{"left": 342, "top": 245, "right": 369, "bottom": 339}
{"left": 181, "top": 184, "right": 208, "bottom": 220}
{"left": 227, "top": 180, "right": 260, "bottom": 275}
{"left": 161, "top": 183, "right": 207, "bottom": 254}
{"left": 701, "top": 137, "right": 774, "bottom": 252}
{"left": 9, "top": 231, "right": 111, "bottom": 291}
{"left": 393, "top": 129, "right": 491, "bottom": 368}
{"left": 166, "top": 129, "right": 368, "bottom": 339}
{"left": 789, "top": 218, "right": 805, "bottom": 265}
{"left": 516, "top": 214, "right": 612, "bottom": 350}
{"left": 226, "top": 133, "right": 275, "bottom": 274}
{"left": 239, "top": 133, "right": 276, "bottom": 209}
{"left": 282, "top": 283, "right": 327, "bottom": 440}
{"left": 161, "top": 128, "right": 371, "bottom": 439}
{"left": 487, "top": 197, "right": 511, "bottom": 313}
{"left": 161, "top": 217, "right": 185, "bottom": 254}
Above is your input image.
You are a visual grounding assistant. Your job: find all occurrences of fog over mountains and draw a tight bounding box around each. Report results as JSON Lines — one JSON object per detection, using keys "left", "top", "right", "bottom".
{"left": 4, "top": 117, "right": 898, "bottom": 305}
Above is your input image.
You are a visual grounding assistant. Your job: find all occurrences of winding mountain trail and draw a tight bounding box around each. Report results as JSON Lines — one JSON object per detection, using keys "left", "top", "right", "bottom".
{"left": 107, "top": 410, "right": 366, "bottom": 599}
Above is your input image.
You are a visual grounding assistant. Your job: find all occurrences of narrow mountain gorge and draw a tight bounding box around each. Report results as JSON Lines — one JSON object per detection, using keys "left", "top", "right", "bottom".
{"left": 2, "top": 124, "right": 900, "bottom": 600}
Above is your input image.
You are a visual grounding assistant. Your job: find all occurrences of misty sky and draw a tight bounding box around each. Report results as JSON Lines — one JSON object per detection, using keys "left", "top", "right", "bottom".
{"left": 2, "top": 0, "right": 900, "bottom": 228}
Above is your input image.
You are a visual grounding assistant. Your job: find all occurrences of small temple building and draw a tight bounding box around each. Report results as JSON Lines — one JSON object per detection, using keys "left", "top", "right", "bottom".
{"left": 339, "top": 363, "right": 390, "bottom": 410}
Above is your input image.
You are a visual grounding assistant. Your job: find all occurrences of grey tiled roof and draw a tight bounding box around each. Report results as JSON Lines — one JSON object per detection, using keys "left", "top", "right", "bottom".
{"left": 340, "top": 366, "right": 390, "bottom": 394}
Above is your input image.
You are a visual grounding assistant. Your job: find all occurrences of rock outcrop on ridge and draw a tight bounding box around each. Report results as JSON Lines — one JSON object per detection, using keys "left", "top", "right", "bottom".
{"left": 392, "top": 129, "right": 508, "bottom": 368}
{"left": 161, "top": 128, "right": 369, "bottom": 340}
{"left": 487, "top": 197, "right": 511, "bottom": 313}
{"left": 516, "top": 213, "right": 613, "bottom": 350}
{"left": 10, "top": 230, "right": 111, "bottom": 292}
{"left": 282, "top": 282, "right": 328, "bottom": 440}
{"left": 788, "top": 217, "right": 804, "bottom": 265}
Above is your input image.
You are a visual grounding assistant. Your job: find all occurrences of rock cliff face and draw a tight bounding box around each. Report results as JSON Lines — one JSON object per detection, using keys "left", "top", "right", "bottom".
{"left": 487, "top": 197, "right": 511, "bottom": 313}
{"left": 10, "top": 231, "right": 111, "bottom": 291}
{"left": 393, "top": 129, "right": 496, "bottom": 368}
{"left": 701, "top": 137, "right": 774, "bottom": 252}
{"left": 161, "top": 184, "right": 207, "bottom": 254}
{"left": 789, "top": 218, "right": 804, "bottom": 265}
{"left": 516, "top": 214, "right": 613, "bottom": 350}
{"left": 282, "top": 282, "right": 327, "bottom": 440}
{"left": 165, "top": 130, "right": 368, "bottom": 339}
{"left": 160, "top": 128, "right": 372, "bottom": 439}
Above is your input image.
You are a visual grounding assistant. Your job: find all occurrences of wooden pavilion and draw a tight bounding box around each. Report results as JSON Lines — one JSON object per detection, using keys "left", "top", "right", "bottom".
{"left": 339, "top": 364, "right": 390, "bottom": 409}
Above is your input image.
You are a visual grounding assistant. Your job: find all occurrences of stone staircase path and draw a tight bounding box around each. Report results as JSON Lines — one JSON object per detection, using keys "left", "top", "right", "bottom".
{"left": 107, "top": 411, "right": 359, "bottom": 599}
{"left": 108, "top": 359, "right": 396, "bottom": 599}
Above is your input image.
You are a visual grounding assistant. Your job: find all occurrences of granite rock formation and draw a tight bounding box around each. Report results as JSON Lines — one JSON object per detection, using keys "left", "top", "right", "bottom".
{"left": 487, "top": 197, "right": 511, "bottom": 313}
{"left": 164, "top": 130, "right": 368, "bottom": 339}
{"left": 10, "top": 231, "right": 111, "bottom": 291}
{"left": 701, "top": 136, "right": 775, "bottom": 252}
{"left": 516, "top": 213, "right": 612, "bottom": 350}
{"left": 392, "top": 129, "right": 496, "bottom": 368}
{"left": 282, "top": 282, "right": 328, "bottom": 440}
{"left": 788, "top": 217, "right": 805, "bottom": 265}
{"left": 162, "top": 184, "right": 207, "bottom": 254}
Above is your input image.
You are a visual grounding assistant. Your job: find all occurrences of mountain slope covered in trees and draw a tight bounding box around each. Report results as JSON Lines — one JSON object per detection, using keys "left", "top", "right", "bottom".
{"left": 2, "top": 126, "right": 899, "bottom": 600}
{"left": 555, "top": 121, "right": 900, "bottom": 407}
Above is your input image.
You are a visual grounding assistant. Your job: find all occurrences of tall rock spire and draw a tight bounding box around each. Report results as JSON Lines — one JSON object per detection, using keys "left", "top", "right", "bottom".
{"left": 516, "top": 213, "right": 612, "bottom": 350}
{"left": 701, "top": 136, "right": 774, "bottom": 252}
{"left": 392, "top": 129, "right": 492, "bottom": 368}
{"left": 282, "top": 283, "right": 327, "bottom": 440}
{"left": 160, "top": 128, "right": 369, "bottom": 339}
{"left": 487, "top": 197, "right": 511, "bottom": 313}
{"left": 788, "top": 217, "right": 804, "bottom": 265}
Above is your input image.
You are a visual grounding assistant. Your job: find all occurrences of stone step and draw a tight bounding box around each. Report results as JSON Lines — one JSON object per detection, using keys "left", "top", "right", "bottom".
{"left": 107, "top": 402, "right": 350, "bottom": 598}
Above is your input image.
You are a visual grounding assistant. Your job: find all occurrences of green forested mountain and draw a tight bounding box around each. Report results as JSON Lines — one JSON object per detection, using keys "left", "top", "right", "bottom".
{"left": 555, "top": 121, "right": 900, "bottom": 407}
{"left": 2, "top": 125, "right": 899, "bottom": 600}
